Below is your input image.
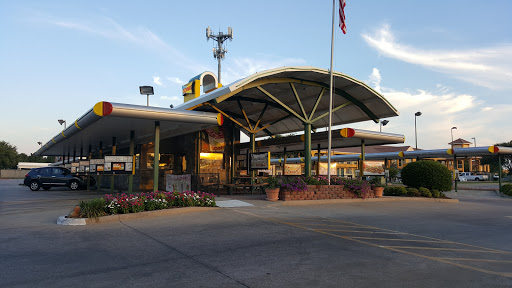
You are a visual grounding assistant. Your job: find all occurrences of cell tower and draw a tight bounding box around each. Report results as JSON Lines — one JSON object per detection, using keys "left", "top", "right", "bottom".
{"left": 206, "top": 26, "right": 233, "bottom": 84}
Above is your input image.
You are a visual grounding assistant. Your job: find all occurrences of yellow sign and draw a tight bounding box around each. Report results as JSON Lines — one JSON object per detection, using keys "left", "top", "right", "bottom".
{"left": 182, "top": 81, "right": 194, "bottom": 95}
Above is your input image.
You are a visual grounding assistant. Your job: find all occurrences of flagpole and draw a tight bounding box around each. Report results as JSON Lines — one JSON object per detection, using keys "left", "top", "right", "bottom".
{"left": 328, "top": 0, "right": 335, "bottom": 185}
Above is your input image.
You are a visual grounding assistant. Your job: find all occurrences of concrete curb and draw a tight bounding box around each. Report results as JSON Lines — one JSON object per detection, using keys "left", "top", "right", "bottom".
{"left": 57, "top": 206, "right": 218, "bottom": 225}
{"left": 278, "top": 197, "right": 459, "bottom": 206}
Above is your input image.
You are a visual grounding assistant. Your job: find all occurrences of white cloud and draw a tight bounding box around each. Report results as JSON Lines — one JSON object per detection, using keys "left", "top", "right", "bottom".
{"left": 153, "top": 76, "right": 162, "bottom": 86}
{"left": 39, "top": 14, "right": 207, "bottom": 72}
{"left": 367, "top": 68, "right": 382, "bottom": 93}
{"left": 362, "top": 24, "right": 512, "bottom": 90}
{"left": 167, "top": 77, "right": 184, "bottom": 85}
{"left": 357, "top": 69, "right": 511, "bottom": 149}
{"left": 222, "top": 56, "right": 307, "bottom": 85}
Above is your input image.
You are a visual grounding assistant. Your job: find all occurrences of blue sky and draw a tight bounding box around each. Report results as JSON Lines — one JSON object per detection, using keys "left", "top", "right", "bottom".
{"left": 1, "top": 0, "right": 511, "bottom": 154}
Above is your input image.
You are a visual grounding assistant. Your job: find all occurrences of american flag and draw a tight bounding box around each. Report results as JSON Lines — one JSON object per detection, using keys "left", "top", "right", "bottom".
{"left": 339, "top": 0, "right": 346, "bottom": 34}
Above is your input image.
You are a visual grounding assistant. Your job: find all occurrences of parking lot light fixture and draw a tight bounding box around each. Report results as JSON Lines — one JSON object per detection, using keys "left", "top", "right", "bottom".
{"left": 414, "top": 112, "right": 422, "bottom": 150}
{"left": 451, "top": 127, "right": 457, "bottom": 149}
{"left": 58, "top": 119, "right": 66, "bottom": 129}
{"left": 380, "top": 120, "right": 389, "bottom": 132}
{"left": 139, "top": 86, "right": 154, "bottom": 106}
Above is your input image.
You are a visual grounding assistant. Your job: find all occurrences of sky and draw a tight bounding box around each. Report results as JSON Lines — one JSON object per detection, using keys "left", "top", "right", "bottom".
{"left": 1, "top": 0, "right": 511, "bottom": 154}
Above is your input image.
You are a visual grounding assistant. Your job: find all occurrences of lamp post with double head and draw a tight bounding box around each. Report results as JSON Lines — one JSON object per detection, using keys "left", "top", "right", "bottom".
{"left": 414, "top": 112, "right": 422, "bottom": 150}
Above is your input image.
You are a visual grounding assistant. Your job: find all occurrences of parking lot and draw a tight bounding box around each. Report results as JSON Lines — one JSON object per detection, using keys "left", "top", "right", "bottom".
{"left": 1, "top": 179, "right": 512, "bottom": 287}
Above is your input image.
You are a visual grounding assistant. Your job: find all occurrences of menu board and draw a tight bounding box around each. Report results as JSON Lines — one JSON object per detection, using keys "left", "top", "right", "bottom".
{"left": 250, "top": 152, "right": 270, "bottom": 170}
{"left": 165, "top": 174, "right": 191, "bottom": 192}
{"left": 318, "top": 163, "right": 337, "bottom": 175}
{"left": 103, "top": 155, "right": 135, "bottom": 174}
{"left": 284, "top": 164, "right": 302, "bottom": 175}
{"left": 79, "top": 161, "right": 89, "bottom": 173}
{"left": 89, "top": 159, "right": 105, "bottom": 173}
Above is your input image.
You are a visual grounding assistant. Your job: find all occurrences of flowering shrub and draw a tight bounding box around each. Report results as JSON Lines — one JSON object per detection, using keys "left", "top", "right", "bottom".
{"left": 280, "top": 176, "right": 307, "bottom": 191}
{"left": 89, "top": 190, "right": 217, "bottom": 217}
{"left": 342, "top": 178, "right": 372, "bottom": 199}
{"left": 304, "top": 176, "right": 329, "bottom": 185}
{"left": 330, "top": 176, "right": 346, "bottom": 186}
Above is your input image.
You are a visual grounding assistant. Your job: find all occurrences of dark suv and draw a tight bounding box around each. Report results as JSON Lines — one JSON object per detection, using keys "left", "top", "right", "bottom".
{"left": 24, "top": 167, "right": 94, "bottom": 191}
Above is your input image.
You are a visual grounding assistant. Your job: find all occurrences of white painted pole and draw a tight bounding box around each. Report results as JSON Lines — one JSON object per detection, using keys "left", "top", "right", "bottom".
{"left": 328, "top": 0, "right": 335, "bottom": 184}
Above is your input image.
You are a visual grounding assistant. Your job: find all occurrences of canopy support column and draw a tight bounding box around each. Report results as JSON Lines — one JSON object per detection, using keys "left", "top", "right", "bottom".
{"left": 128, "top": 131, "right": 135, "bottom": 194}
{"left": 231, "top": 125, "right": 235, "bottom": 184}
{"left": 98, "top": 142, "right": 103, "bottom": 191}
{"left": 454, "top": 153, "right": 458, "bottom": 192}
{"left": 282, "top": 147, "right": 287, "bottom": 176}
{"left": 360, "top": 140, "right": 365, "bottom": 179}
{"left": 250, "top": 133, "right": 255, "bottom": 187}
{"left": 498, "top": 154, "right": 502, "bottom": 192}
{"left": 153, "top": 121, "right": 160, "bottom": 192}
{"left": 110, "top": 137, "right": 116, "bottom": 193}
{"left": 87, "top": 145, "right": 91, "bottom": 191}
{"left": 304, "top": 123, "right": 311, "bottom": 177}
{"left": 316, "top": 144, "right": 321, "bottom": 176}
{"left": 196, "top": 131, "right": 201, "bottom": 192}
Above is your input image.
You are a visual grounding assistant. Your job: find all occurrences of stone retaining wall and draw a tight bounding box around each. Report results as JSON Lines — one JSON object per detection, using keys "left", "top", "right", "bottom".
{"left": 279, "top": 185, "right": 375, "bottom": 201}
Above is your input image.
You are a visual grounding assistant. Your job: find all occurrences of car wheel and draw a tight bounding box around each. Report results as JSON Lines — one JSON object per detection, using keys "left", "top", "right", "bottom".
{"left": 475, "top": 178, "right": 480, "bottom": 181}
{"left": 69, "top": 180, "right": 79, "bottom": 190}
{"left": 29, "top": 180, "right": 41, "bottom": 191}
{"left": 42, "top": 185, "right": 51, "bottom": 190}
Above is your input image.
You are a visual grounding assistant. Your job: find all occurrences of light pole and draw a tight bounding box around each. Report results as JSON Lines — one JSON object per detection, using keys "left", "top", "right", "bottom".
{"left": 471, "top": 137, "right": 476, "bottom": 147}
{"left": 451, "top": 127, "right": 457, "bottom": 149}
{"left": 139, "top": 86, "right": 154, "bottom": 106}
{"left": 380, "top": 120, "right": 389, "bottom": 132}
{"left": 58, "top": 119, "right": 66, "bottom": 129}
{"left": 414, "top": 112, "right": 421, "bottom": 150}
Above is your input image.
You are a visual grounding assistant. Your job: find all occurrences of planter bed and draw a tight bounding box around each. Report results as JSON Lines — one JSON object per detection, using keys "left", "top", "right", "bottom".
{"left": 279, "top": 185, "right": 375, "bottom": 201}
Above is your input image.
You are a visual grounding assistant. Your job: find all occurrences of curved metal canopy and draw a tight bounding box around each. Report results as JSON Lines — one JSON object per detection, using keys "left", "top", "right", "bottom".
{"left": 238, "top": 128, "right": 405, "bottom": 153}
{"left": 35, "top": 102, "right": 222, "bottom": 156}
{"left": 176, "top": 66, "right": 399, "bottom": 138}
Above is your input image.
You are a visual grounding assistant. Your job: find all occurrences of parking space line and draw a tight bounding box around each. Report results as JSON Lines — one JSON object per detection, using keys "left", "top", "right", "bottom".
{"left": 382, "top": 246, "right": 511, "bottom": 254}
{"left": 315, "top": 228, "right": 407, "bottom": 235}
{"left": 349, "top": 236, "right": 450, "bottom": 243}
{"left": 284, "top": 223, "right": 376, "bottom": 228}
{"left": 233, "top": 210, "right": 512, "bottom": 278}
{"left": 311, "top": 228, "right": 512, "bottom": 278}
{"left": 284, "top": 219, "right": 506, "bottom": 253}
{"left": 436, "top": 257, "right": 512, "bottom": 264}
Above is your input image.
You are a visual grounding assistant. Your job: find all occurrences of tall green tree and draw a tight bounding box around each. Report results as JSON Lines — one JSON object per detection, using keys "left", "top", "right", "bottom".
{"left": 480, "top": 140, "right": 512, "bottom": 174}
{"left": 0, "top": 141, "right": 18, "bottom": 169}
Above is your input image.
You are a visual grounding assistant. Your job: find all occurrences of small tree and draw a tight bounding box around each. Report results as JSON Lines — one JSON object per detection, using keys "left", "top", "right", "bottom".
{"left": 0, "top": 141, "right": 18, "bottom": 169}
{"left": 401, "top": 160, "right": 452, "bottom": 191}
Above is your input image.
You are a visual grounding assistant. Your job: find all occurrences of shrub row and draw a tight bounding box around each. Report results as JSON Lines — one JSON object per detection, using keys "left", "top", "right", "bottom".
{"left": 384, "top": 186, "right": 444, "bottom": 198}
{"left": 502, "top": 184, "right": 512, "bottom": 196}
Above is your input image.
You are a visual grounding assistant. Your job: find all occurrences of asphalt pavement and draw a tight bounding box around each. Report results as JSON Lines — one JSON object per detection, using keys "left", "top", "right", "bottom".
{"left": 1, "top": 179, "right": 512, "bottom": 287}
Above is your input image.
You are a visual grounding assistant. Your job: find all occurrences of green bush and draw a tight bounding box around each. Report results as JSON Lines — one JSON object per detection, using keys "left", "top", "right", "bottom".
{"left": 407, "top": 187, "right": 421, "bottom": 197}
{"left": 431, "top": 189, "right": 441, "bottom": 198}
{"left": 419, "top": 187, "right": 432, "bottom": 198}
{"left": 401, "top": 160, "right": 452, "bottom": 191}
{"left": 79, "top": 198, "right": 107, "bottom": 219}
{"left": 502, "top": 184, "right": 512, "bottom": 196}
{"left": 384, "top": 186, "right": 407, "bottom": 196}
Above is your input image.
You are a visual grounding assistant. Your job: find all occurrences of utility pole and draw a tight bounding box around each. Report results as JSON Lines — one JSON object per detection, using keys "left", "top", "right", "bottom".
{"left": 206, "top": 26, "right": 233, "bottom": 84}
